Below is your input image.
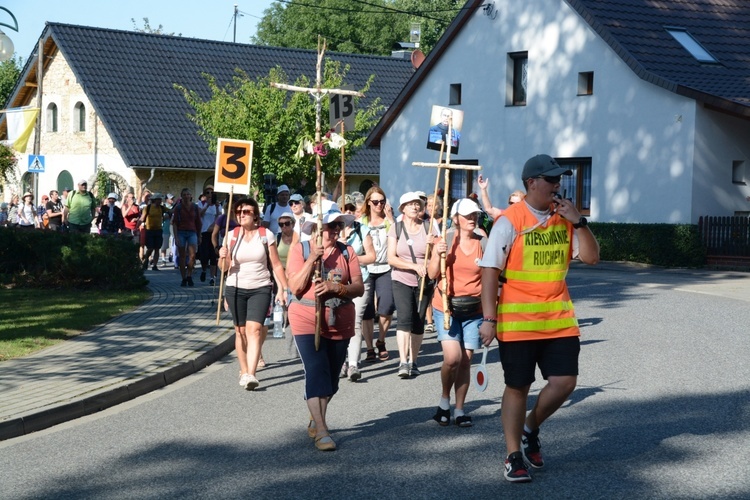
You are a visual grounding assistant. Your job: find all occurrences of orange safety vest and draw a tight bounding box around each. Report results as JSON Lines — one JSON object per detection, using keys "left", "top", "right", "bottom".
{"left": 496, "top": 203, "right": 579, "bottom": 342}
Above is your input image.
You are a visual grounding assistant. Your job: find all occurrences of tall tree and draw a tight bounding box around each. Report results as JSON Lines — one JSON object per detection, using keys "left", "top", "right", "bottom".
{"left": 176, "top": 61, "right": 383, "bottom": 198}
{"left": 253, "top": 0, "right": 462, "bottom": 55}
{"left": 0, "top": 56, "right": 21, "bottom": 108}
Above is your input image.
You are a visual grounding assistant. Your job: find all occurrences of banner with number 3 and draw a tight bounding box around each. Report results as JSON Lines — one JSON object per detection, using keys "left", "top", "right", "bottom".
{"left": 214, "top": 138, "right": 253, "bottom": 195}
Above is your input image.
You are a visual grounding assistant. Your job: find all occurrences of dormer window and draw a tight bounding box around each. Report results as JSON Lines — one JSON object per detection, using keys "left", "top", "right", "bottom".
{"left": 666, "top": 28, "right": 718, "bottom": 63}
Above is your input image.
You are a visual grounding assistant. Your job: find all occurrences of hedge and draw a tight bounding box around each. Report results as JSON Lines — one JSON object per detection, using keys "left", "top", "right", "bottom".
{"left": 0, "top": 227, "right": 147, "bottom": 289}
{"left": 589, "top": 222, "right": 706, "bottom": 268}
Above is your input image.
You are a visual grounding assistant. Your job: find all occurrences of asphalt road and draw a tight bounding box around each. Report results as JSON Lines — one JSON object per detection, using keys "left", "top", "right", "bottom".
{"left": 1, "top": 264, "right": 749, "bottom": 499}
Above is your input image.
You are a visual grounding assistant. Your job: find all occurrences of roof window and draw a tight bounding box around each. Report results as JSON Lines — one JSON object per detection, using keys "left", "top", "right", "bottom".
{"left": 666, "top": 28, "right": 718, "bottom": 63}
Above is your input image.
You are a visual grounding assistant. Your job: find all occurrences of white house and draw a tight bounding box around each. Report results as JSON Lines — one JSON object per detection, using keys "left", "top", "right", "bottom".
{"left": 368, "top": 0, "right": 750, "bottom": 223}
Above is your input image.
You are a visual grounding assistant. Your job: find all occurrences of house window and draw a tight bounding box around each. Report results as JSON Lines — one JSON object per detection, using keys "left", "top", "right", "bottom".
{"left": 74, "top": 102, "right": 86, "bottom": 132}
{"left": 508, "top": 52, "right": 527, "bottom": 106}
{"left": 578, "top": 72, "right": 594, "bottom": 96}
{"left": 449, "top": 84, "right": 462, "bottom": 105}
{"left": 46, "top": 103, "right": 58, "bottom": 132}
{"left": 448, "top": 160, "right": 479, "bottom": 204}
{"left": 557, "top": 157, "right": 592, "bottom": 215}
{"left": 732, "top": 160, "right": 746, "bottom": 185}
{"left": 666, "top": 28, "right": 718, "bottom": 63}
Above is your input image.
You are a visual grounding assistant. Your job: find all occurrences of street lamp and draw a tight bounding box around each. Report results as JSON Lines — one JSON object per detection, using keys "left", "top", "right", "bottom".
{"left": 0, "top": 7, "right": 18, "bottom": 62}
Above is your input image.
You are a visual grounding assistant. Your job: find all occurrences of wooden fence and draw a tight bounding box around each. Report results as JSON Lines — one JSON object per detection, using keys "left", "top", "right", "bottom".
{"left": 698, "top": 216, "right": 750, "bottom": 267}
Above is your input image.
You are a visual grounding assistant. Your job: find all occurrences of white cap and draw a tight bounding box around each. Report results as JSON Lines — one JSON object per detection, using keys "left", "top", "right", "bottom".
{"left": 450, "top": 198, "right": 483, "bottom": 217}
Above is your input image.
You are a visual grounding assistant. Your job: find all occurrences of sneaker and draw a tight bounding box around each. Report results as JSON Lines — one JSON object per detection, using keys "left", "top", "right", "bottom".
{"left": 433, "top": 407, "right": 450, "bottom": 426}
{"left": 398, "top": 362, "right": 410, "bottom": 378}
{"left": 340, "top": 362, "right": 348, "bottom": 378}
{"left": 522, "top": 428, "right": 544, "bottom": 468}
{"left": 408, "top": 362, "right": 420, "bottom": 377}
{"left": 348, "top": 365, "right": 361, "bottom": 382}
{"left": 244, "top": 374, "right": 259, "bottom": 391}
{"left": 180, "top": 278, "right": 187, "bottom": 287}
{"left": 504, "top": 451, "right": 532, "bottom": 483}
{"left": 187, "top": 276, "right": 194, "bottom": 287}
{"left": 200, "top": 270, "right": 207, "bottom": 282}
{"left": 209, "top": 278, "right": 215, "bottom": 286}
{"left": 239, "top": 373, "right": 251, "bottom": 388}
{"left": 152, "top": 265, "right": 159, "bottom": 271}
{"left": 424, "top": 322, "right": 435, "bottom": 334}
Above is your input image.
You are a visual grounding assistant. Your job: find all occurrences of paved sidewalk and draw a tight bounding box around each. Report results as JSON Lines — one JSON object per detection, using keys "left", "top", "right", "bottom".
{"left": 0, "top": 265, "right": 235, "bottom": 441}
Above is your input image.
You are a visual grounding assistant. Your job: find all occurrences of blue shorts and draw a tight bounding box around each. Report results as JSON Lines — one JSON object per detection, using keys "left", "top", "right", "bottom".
{"left": 294, "top": 334, "right": 349, "bottom": 399}
{"left": 433, "top": 308, "right": 482, "bottom": 351}
{"left": 177, "top": 230, "right": 198, "bottom": 247}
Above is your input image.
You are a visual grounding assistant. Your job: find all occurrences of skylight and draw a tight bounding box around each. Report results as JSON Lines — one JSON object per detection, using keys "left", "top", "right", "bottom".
{"left": 666, "top": 28, "right": 718, "bottom": 63}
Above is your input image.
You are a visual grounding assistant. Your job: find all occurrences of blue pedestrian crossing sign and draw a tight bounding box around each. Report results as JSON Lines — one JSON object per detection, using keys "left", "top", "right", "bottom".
{"left": 28, "top": 155, "right": 45, "bottom": 173}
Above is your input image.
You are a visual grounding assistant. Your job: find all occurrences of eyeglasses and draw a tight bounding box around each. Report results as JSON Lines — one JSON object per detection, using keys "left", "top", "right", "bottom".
{"left": 279, "top": 221, "right": 293, "bottom": 228}
{"left": 325, "top": 221, "right": 345, "bottom": 231}
{"left": 370, "top": 199, "right": 385, "bottom": 206}
{"left": 537, "top": 175, "right": 562, "bottom": 184}
{"left": 235, "top": 209, "right": 254, "bottom": 216}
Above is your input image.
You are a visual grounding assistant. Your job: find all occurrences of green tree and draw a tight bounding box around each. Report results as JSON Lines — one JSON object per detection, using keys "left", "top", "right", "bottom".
{"left": 0, "top": 142, "right": 18, "bottom": 185}
{"left": 0, "top": 56, "right": 21, "bottom": 108}
{"left": 176, "top": 61, "right": 383, "bottom": 199}
{"left": 253, "top": 0, "right": 462, "bottom": 55}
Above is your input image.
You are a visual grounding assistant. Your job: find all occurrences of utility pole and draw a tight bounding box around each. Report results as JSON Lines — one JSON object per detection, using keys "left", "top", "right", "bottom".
{"left": 233, "top": 4, "right": 238, "bottom": 43}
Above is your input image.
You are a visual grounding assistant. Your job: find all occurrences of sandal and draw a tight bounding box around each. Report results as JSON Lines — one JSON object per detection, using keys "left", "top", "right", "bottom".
{"left": 376, "top": 340, "right": 389, "bottom": 361}
{"left": 307, "top": 418, "right": 317, "bottom": 438}
{"left": 364, "top": 349, "right": 377, "bottom": 363}
{"left": 433, "top": 407, "right": 450, "bottom": 427}
{"left": 314, "top": 433, "right": 337, "bottom": 451}
{"left": 455, "top": 415, "right": 473, "bottom": 428}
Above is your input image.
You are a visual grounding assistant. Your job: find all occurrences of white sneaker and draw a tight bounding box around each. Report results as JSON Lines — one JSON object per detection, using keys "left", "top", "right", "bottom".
{"left": 245, "top": 374, "right": 260, "bottom": 391}
{"left": 239, "top": 373, "right": 251, "bottom": 388}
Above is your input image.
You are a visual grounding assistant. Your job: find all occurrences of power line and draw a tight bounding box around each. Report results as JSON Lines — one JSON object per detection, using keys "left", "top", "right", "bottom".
{"left": 274, "top": 0, "right": 463, "bottom": 22}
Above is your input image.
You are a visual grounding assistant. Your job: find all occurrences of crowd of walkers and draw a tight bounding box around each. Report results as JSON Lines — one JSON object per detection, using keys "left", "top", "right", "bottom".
{"left": 4, "top": 155, "right": 600, "bottom": 483}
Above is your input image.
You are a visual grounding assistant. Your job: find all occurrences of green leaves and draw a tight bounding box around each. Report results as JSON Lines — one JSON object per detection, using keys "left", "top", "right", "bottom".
{"left": 176, "top": 61, "right": 383, "bottom": 200}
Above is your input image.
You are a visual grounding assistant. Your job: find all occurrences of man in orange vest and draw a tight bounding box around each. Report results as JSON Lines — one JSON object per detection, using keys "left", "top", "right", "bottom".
{"left": 479, "top": 154, "right": 600, "bottom": 483}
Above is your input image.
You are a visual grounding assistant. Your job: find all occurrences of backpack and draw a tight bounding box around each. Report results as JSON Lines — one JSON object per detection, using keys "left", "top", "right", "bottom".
{"left": 227, "top": 226, "right": 273, "bottom": 274}
{"left": 70, "top": 189, "right": 95, "bottom": 206}
{"left": 301, "top": 240, "right": 350, "bottom": 262}
{"left": 394, "top": 218, "right": 430, "bottom": 242}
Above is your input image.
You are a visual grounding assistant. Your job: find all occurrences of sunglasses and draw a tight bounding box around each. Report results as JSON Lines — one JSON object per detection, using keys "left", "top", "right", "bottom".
{"left": 370, "top": 199, "right": 385, "bottom": 206}
{"left": 279, "top": 221, "right": 293, "bottom": 228}
{"left": 290, "top": 200, "right": 302, "bottom": 205}
{"left": 325, "top": 221, "right": 345, "bottom": 231}
{"left": 235, "top": 209, "right": 254, "bottom": 216}
{"left": 537, "top": 175, "right": 562, "bottom": 184}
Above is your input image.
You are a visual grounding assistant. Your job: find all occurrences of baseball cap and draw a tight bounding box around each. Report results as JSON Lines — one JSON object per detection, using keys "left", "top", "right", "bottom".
{"left": 289, "top": 193, "right": 304, "bottom": 202}
{"left": 166, "top": 193, "right": 175, "bottom": 200}
{"left": 151, "top": 192, "right": 163, "bottom": 200}
{"left": 450, "top": 198, "right": 483, "bottom": 217}
{"left": 300, "top": 203, "right": 355, "bottom": 234}
{"left": 399, "top": 192, "right": 425, "bottom": 210}
{"left": 277, "top": 211, "right": 294, "bottom": 222}
{"left": 277, "top": 184, "right": 290, "bottom": 194}
{"left": 521, "top": 154, "right": 572, "bottom": 181}
{"left": 415, "top": 190, "right": 427, "bottom": 200}
{"left": 107, "top": 192, "right": 117, "bottom": 200}
{"left": 78, "top": 178, "right": 88, "bottom": 185}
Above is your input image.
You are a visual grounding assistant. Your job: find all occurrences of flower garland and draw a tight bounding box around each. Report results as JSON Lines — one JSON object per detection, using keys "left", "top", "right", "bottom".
{"left": 296, "top": 129, "right": 347, "bottom": 159}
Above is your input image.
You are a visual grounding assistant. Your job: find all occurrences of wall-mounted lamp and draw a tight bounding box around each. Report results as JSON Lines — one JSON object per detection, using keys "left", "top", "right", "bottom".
{"left": 0, "top": 7, "right": 19, "bottom": 62}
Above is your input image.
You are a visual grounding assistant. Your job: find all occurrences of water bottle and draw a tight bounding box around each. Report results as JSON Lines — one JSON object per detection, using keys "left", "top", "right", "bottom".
{"left": 272, "top": 301, "right": 284, "bottom": 338}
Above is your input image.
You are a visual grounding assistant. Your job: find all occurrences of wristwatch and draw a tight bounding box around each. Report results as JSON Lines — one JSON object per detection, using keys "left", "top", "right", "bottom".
{"left": 573, "top": 217, "right": 588, "bottom": 229}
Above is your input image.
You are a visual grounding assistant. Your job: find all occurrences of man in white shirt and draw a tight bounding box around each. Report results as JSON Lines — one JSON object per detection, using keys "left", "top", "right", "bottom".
{"left": 262, "top": 185, "right": 291, "bottom": 234}
{"left": 289, "top": 193, "right": 311, "bottom": 241}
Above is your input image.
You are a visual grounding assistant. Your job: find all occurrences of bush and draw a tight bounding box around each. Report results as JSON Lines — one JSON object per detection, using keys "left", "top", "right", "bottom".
{"left": 0, "top": 227, "right": 147, "bottom": 289}
{"left": 589, "top": 222, "right": 706, "bottom": 268}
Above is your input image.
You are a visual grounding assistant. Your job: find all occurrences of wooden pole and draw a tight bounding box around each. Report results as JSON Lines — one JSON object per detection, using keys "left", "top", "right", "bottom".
{"left": 440, "top": 119, "right": 454, "bottom": 330}
{"left": 418, "top": 140, "right": 444, "bottom": 303}
{"left": 339, "top": 120, "right": 346, "bottom": 211}
{"left": 216, "top": 187, "right": 234, "bottom": 324}
{"left": 314, "top": 37, "right": 325, "bottom": 351}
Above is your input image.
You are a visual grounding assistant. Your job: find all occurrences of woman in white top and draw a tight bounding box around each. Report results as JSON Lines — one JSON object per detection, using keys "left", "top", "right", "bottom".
{"left": 359, "top": 186, "right": 397, "bottom": 362}
{"left": 18, "top": 192, "right": 40, "bottom": 229}
{"left": 218, "top": 197, "right": 287, "bottom": 391}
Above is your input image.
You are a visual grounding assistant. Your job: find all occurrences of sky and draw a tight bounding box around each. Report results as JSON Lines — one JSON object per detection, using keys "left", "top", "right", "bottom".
{"left": 1, "top": 0, "right": 276, "bottom": 62}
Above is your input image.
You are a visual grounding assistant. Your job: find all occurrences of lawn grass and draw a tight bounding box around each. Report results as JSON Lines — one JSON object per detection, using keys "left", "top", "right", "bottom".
{"left": 0, "top": 288, "right": 151, "bottom": 361}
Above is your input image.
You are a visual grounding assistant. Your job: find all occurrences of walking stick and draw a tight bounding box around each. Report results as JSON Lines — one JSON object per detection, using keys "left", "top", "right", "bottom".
{"left": 216, "top": 188, "right": 234, "bottom": 324}
{"left": 440, "top": 120, "right": 454, "bottom": 330}
{"left": 418, "top": 140, "right": 445, "bottom": 303}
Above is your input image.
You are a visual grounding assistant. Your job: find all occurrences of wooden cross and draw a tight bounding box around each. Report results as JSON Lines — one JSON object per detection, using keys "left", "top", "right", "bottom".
{"left": 412, "top": 117, "right": 481, "bottom": 329}
{"left": 270, "top": 36, "right": 363, "bottom": 349}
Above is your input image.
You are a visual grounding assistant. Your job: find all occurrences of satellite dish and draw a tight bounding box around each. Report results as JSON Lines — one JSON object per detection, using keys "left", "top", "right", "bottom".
{"left": 411, "top": 49, "right": 425, "bottom": 69}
